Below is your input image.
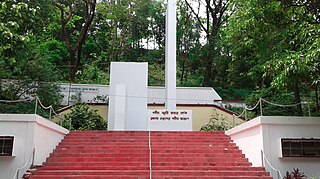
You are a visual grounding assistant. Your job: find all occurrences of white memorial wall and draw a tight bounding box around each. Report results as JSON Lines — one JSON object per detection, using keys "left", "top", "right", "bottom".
{"left": 108, "top": 62, "right": 148, "bottom": 131}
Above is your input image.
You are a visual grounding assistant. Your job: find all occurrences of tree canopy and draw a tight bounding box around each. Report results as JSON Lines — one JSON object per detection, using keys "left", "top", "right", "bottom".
{"left": 1, "top": 0, "right": 319, "bottom": 116}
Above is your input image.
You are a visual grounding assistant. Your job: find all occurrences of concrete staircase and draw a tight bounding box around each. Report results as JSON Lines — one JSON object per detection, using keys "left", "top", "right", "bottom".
{"left": 29, "top": 131, "right": 271, "bottom": 178}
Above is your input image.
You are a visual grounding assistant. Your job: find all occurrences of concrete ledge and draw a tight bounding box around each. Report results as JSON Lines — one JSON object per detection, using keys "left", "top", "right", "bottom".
{"left": 259, "top": 116, "right": 320, "bottom": 125}
{"left": 35, "top": 115, "right": 69, "bottom": 135}
{"left": 0, "top": 114, "right": 37, "bottom": 122}
{"left": 0, "top": 114, "right": 68, "bottom": 135}
{"left": 226, "top": 117, "right": 261, "bottom": 135}
{"left": 226, "top": 116, "right": 320, "bottom": 136}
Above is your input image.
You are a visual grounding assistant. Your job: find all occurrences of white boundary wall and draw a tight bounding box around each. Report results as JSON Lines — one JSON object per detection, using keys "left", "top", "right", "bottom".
{"left": 226, "top": 116, "right": 320, "bottom": 178}
{"left": 0, "top": 114, "right": 68, "bottom": 179}
{"left": 59, "top": 83, "right": 222, "bottom": 105}
{"left": 59, "top": 83, "right": 109, "bottom": 105}
{"left": 148, "top": 87, "right": 221, "bottom": 105}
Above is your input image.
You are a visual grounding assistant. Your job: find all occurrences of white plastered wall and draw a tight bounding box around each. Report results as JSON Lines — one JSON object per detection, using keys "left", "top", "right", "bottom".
{"left": 261, "top": 117, "right": 320, "bottom": 178}
{"left": 0, "top": 116, "right": 35, "bottom": 179}
{"left": 0, "top": 114, "right": 68, "bottom": 179}
{"left": 226, "top": 118, "right": 264, "bottom": 166}
{"left": 227, "top": 116, "right": 320, "bottom": 178}
{"left": 33, "top": 115, "right": 69, "bottom": 165}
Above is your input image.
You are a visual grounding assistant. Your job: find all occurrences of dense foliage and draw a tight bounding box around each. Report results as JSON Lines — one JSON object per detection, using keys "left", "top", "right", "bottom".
{"left": 61, "top": 102, "right": 107, "bottom": 130}
{"left": 1, "top": 0, "right": 320, "bottom": 116}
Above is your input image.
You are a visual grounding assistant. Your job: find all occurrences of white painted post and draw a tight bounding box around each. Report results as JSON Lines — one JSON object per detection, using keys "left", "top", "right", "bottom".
{"left": 165, "top": 0, "right": 177, "bottom": 110}
{"left": 260, "top": 98, "right": 263, "bottom": 116}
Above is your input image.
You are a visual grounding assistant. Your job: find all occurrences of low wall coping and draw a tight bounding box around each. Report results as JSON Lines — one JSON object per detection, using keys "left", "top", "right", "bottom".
{"left": 0, "top": 114, "right": 69, "bottom": 135}
{"left": 226, "top": 116, "right": 320, "bottom": 136}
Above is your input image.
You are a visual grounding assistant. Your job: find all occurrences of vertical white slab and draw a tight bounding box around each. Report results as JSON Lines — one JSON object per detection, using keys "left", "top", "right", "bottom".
{"left": 113, "top": 84, "right": 126, "bottom": 130}
{"left": 108, "top": 62, "right": 148, "bottom": 131}
{"left": 165, "top": 0, "right": 177, "bottom": 110}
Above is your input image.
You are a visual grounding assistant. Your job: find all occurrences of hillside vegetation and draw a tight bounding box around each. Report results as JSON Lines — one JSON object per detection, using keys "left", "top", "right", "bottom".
{"left": 1, "top": 0, "right": 320, "bottom": 116}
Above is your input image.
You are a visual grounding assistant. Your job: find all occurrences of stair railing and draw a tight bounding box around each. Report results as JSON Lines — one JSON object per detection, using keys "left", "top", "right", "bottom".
{"left": 13, "top": 148, "right": 35, "bottom": 179}
{"left": 261, "top": 150, "right": 282, "bottom": 179}
{"left": 148, "top": 131, "right": 153, "bottom": 179}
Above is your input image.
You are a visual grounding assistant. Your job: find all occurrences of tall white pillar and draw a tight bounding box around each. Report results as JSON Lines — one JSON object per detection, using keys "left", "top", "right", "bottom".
{"left": 165, "top": 0, "right": 177, "bottom": 110}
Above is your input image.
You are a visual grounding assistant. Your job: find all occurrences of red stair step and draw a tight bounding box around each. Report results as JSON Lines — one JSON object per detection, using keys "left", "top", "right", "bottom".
{"left": 29, "top": 131, "right": 271, "bottom": 179}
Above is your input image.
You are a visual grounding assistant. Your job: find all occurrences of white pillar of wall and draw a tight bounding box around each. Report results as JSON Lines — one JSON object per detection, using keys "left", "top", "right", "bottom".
{"left": 165, "top": 0, "right": 177, "bottom": 110}
{"left": 113, "top": 84, "right": 126, "bottom": 130}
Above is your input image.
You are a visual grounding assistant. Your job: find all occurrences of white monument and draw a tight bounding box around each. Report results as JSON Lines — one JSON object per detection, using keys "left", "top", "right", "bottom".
{"left": 108, "top": 0, "right": 192, "bottom": 131}
{"left": 108, "top": 62, "right": 148, "bottom": 131}
{"left": 165, "top": 0, "right": 177, "bottom": 110}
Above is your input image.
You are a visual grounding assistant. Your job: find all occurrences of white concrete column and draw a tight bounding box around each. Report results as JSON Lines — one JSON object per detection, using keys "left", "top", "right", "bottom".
{"left": 165, "top": 0, "right": 177, "bottom": 110}
{"left": 113, "top": 84, "right": 126, "bottom": 130}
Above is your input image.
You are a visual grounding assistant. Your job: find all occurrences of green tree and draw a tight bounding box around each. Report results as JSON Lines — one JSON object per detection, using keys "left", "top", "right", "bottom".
{"left": 0, "top": 55, "right": 62, "bottom": 106}
{"left": 0, "top": 1, "right": 35, "bottom": 67}
{"left": 177, "top": 0, "right": 202, "bottom": 86}
{"left": 61, "top": 102, "right": 107, "bottom": 130}
{"left": 225, "top": 0, "right": 320, "bottom": 115}
{"left": 55, "top": 0, "right": 97, "bottom": 82}
{"left": 185, "top": 0, "right": 231, "bottom": 87}
{"left": 92, "top": 0, "right": 166, "bottom": 85}
{"left": 0, "top": 0, "right": 63, "bottom": 115}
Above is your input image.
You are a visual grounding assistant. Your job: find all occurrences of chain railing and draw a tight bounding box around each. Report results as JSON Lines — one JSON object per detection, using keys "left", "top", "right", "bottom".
{"left": 34, "top": 96, "right": 59, "bottom": 120}
{"left": 1, "top": 95, "right": 314, "bottom": 123}
{"left": 0, "top": 96, "right": 61, "bottom": 121}
{"left": 233, "top": 98, "right": 312, "bottom": 121}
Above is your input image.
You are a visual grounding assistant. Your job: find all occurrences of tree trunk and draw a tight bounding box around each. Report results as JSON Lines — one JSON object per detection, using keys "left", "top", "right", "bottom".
{"left": 56, "top": 0, "right": 96, "bottom": 82}
{"left": 180, "top": 54, "right": 186, "bottom": 85}
{"left": 293, "top": 82, "right": 303, "bottom": 116}
{"left": 203, "top": 56, "right": 213, "bottom": 87}
{"left": 70, "top": 54, "right": 77, "bottom": 82}
{"left": 184, "top": 0, "right": 229, "bottom": 87}
{"left": 180, "top": 52, "right": 190, "bottom": 85}
{"left": 203, "top": 37, "right": 216, "bottom": 87}
{"left": 315, "top": 83, "right": 319, "bottom": 112}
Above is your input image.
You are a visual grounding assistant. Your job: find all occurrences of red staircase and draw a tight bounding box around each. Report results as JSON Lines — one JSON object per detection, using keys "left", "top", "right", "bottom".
{"left": 29, "top": 131, "right": 271, "bottom": 178}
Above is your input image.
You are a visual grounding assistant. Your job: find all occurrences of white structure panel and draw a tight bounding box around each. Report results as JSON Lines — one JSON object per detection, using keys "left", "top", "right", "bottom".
{"left": 227, "top": 116, "right": 320, "bottom": 178}
{"left": 113, "top": 84, "right": 126, "bottom": 130}
{"left": 108, "top": 62, "right": 148, "bottom": 131}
